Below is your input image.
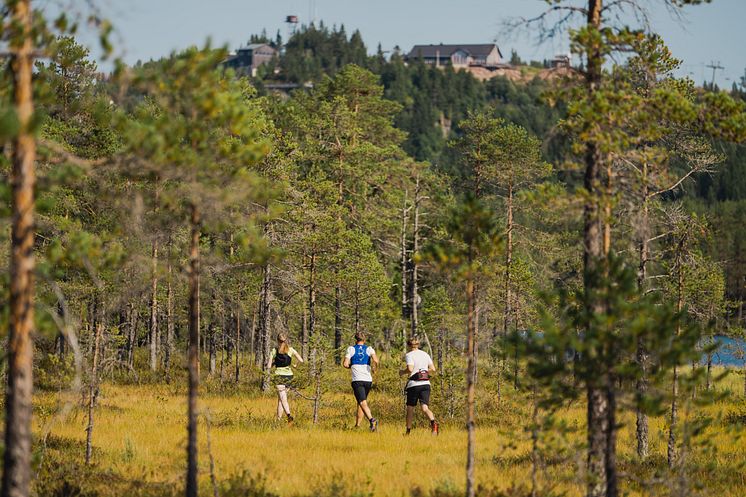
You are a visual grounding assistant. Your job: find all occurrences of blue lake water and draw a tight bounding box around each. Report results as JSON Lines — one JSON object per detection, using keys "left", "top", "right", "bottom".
{"left": 704, "top": 336, "right": 745, "bottom": 367}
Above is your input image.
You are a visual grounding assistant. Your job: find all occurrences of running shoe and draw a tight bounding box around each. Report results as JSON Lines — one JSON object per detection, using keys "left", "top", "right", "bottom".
{"left": 431, "top": 420, "right": 439, "bottom": 435}
{"left": 370, "top": 418, "right": 378, "bottom": 432}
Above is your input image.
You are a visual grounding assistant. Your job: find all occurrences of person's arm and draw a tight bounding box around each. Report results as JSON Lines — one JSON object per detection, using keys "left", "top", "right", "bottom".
{"left": 343, "top": 347, "right": 352, "bottom": 369}
{"left": 292, "top": 349, "right": 304, "bottom": 364}
{"left": 428, "top": 359, "right": 436, "bottom": 374}
{"left": 399, "top": 358, "right": 414, "bottom": 377}
{"left": 370, "top": 351, "right": 380, "bottom": 373}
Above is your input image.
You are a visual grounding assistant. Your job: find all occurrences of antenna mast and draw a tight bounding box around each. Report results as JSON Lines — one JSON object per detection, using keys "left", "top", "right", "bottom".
{"left": 706, "top": 60, "right": 724, "bottom": 87}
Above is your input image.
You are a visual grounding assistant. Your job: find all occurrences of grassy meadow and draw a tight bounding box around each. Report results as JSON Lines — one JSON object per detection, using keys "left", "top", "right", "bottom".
{"left": 30, "top": 356, "right": 746, "bottom": 497}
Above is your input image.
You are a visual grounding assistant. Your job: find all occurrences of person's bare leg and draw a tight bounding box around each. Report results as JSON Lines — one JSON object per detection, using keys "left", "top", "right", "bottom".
{"left": 359, "top": 400, "right": 373, "bottom": 421}
{"left": 356, "top": 404, "right": 364, "bottom": 427}
{"left": 421, "top": 403, "right": 435, "bottom": 422}
{"left": 406, "top": 405, "right": 415, "bottom": 432}
{"left": 276, "top": 386, "right": 284, "bottom": 419}
{"left": 278, "top": 385, "right": 291, "bottom": 416}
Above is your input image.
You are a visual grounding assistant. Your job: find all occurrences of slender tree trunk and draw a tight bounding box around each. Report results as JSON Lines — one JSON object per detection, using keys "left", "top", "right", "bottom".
{"left": 667, "top": 363, "right": 679, "bottom": 469}
{"left": 249, "top": 306, "right": 257, "bottom": 359}
{"left": 149, "top": 238, "right": 159, "bottom": 372}
{"left": 89, "top": 295, "right": 98, "bottom": 358}
{"left": 204, "top": 412, "right": 219, "bottom": 497}
{"left": 234, "top": 310, "right": 240, "bottom": 383}
{"left": 636, "top": 169, "right": 650, "bottom": 460}
{"left": 85, "top": 322, "right": 103, "bottom": 465}
{"left": 502, "top": 183, "right": 513, "bottom": 341}
{"left": 308, "top": 250, "right": 316, "bottom": 371}
{"left": 301, "top": 290, "right": 309, "bottom": 360}
{"left": 165, "top": 258, "right": 174, "bottom": 382}
{"left": 465, "top": 272, "right": 477, "bottom": 497}
{"left": 401, "top": 192, "right": 409, "bottom": 323}
{"left": 253, "top": 287, "right": 264, "bottom": 367}
{"left": 530, "top": 385, "right": 540, "bottom": 497}
{"left": 354, "top": 283, "right": 361, "bottom": 335}
{"left": 2, "top": 3, "right": 36, "bottom": 496}
{"left": 437, "top": 327, "right": 444, "bottom": 373}
{"left": 186, "top": 204, "right": 201, "bottom": 497}
{"left": 260, "top": 263, "right": 273, "bottom": 392}
{"left": 313, "top": 352, "right": 323, "bottom": 424}
{"left": 127, "top": 303, "right": 138, "bottom": 368}
{"left": 506, "top": 183, "right": 520, "bottom": 390}
{"left": 411, "top": 179, "right": 421, "bottom": 336}
{"left": 208, "top": 323, "right": 216, "bottom": 376}
{"left": 334, "top": 285, "right": 342, "bottom": 364}
{"left": 668, "top": 237, "right": 685, "bottom": 468}
{"left": 583, "top": 2, "right": 614, "bottom": 496}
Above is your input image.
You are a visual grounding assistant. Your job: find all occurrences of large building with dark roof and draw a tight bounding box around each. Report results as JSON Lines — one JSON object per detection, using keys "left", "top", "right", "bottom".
{"left": 223, "top": 43, "right": 277, "bottom": 77}
{"left": 405, "top": 43, "right": 503, "bottom": 68}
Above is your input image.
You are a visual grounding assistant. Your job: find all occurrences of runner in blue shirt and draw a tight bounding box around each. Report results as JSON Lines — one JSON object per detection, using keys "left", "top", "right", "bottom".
{"left": 343, "top": 331, "right": 380, "bottom": 431}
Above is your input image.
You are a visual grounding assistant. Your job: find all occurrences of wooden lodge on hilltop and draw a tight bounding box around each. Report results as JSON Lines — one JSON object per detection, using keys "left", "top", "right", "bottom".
{"left": 405, "top": 43, "right": 504, "bottom": 68}
{"left": 223, "top": 43, "right": 277, "bottom": 77}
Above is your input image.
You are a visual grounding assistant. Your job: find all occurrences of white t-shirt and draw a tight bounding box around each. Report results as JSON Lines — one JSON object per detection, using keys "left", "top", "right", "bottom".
{"left": 405, "top": 349, "right": 433, "bottom": 389}
{"left": 345, "top": 345, "right": 375, "bottom": 382}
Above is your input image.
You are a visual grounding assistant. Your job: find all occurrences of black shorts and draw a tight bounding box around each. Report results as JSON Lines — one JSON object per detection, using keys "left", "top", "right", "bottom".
{"left": 351, "top": 381, "right": 372, "bottom": 403}
{"left": 406, "top": 384, "right": 431, "bottom": 407}
{"left": 274, "top": 375, "right": 293, "bottom": 386}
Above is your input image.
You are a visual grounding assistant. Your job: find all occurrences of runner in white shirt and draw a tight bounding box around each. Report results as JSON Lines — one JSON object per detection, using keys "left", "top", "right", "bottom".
{"left": 399, "top": 336, "right": 438, "bottom": 435}
{"left": 343, "top": 331, "right": 380, "bottom": 431}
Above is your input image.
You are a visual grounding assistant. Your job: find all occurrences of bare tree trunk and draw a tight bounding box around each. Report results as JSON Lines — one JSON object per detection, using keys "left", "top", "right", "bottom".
{"left": 308, "top": 251, "right": 317, "bottom": 373}
{"left": 334, "top": 285, "right": 342, "bottom": 364}
{"left": 249, "top": 305, "right": 257, "bottom": 358}
{"left": 668, "top": 236, "right": 685, "bottom": 468}
{"left": 127, "top": 303, "right": 138, "bottom": 368}
{"left": 253, "top": 289, "right": 263, "bottom": 366}
{"left": 465, "top": 272, "right": 477, "bottom": 497}
{"left": 502, "top": 183, "right": 514, "bottom": 341}
{"left": 437, "top": 327, "right": 444, "bottom": 373}
{"left": 204, "top": 412, "right": 219, "bottom": 497}
{"left": 411, "top": 178, "right": 421, "bottom": 337}
{"left": 85, "top": 322, "right": 103, "bottom": 465}
{"left": 530, "top": 385, "right": 540, "bottom": 497}
{"left": 583, "top": 2, "right": 614, "bottom": 496}
{"left": 165, "top": 258, "right": 174, "bottom": 382}
{"left": 400, "top": 192, "right": 409, "bottom": 323}
{"left": 260, "top": 263, "right": 273, "bottom": 392}
{"left": 208, "top": 323, "right": 216, "bottom": 376}
{"left": 234, "top": 310, "right": 240, "bottom": 383}
{"left": 3, "top": 3, "right": 36, "bottom": 496}
{"left": 506, "top": 183, "right": 519, "bottom": 390}
{"left": 186, "top": 204, "right": 201, "bottom": 497}
{"left": 313, "top": 351, "right": 323, "bottom": 424}
{"left": 301, "top": 292, "right": 309, "bottom": 360}
{"left": 89, "top": 295, "right": 98, "bottom": 358}
{"left": 149, "top": 238, "right": 159, "bottom": 372}
{"left": 635, "top": 167, "right": 650, "bottom": 460}
{"left": 354, "top": 283, "right": 361, "bottom": 336}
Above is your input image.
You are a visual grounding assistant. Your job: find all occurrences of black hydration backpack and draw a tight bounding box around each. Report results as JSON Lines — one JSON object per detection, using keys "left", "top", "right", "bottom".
{"left": 273, "top": 349, "right": 292, "bottom": 368}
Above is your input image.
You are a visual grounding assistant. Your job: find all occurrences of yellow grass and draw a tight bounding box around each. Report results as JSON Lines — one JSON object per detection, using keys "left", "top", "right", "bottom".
{"left": 33, "top": 367, "right": 746, "bottom": 497}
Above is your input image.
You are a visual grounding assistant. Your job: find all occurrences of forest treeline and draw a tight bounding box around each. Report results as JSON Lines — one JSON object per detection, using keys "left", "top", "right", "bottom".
{"left": 252, "top": 22, "right": 746, "bottom": 310}
{"left": 2, "top": 2, "right": 746, "bottom": 497}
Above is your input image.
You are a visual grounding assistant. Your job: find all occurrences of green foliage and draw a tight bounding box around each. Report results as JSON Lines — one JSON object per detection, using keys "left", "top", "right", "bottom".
{"left": 425, "top": 194, "right": 502, "bottom": 277}
{"left": 526, "top": 257, "right": 702, "bottom": 405}
{"left": 280, "top": 23, "right": 368, "bottom": 83}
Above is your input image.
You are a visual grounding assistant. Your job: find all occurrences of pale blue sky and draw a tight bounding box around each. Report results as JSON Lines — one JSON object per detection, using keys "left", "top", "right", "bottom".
{"left": 67, "top": 0, "right": 745, "bottom": 87}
